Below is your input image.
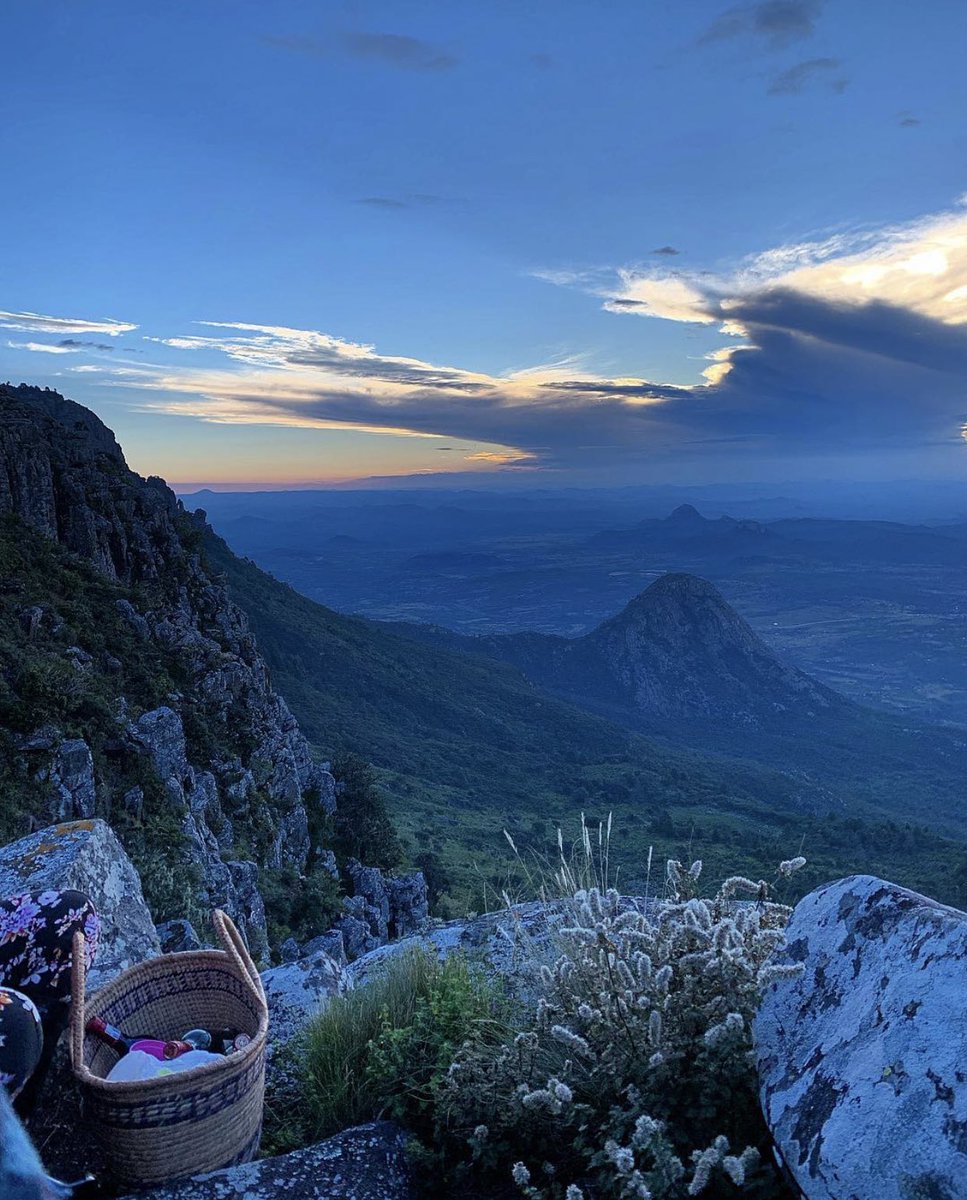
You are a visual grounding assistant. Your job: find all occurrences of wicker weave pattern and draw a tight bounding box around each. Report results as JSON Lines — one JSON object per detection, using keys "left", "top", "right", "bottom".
{"left": 70, "top": 910, "right": 268, "bottom": 1187}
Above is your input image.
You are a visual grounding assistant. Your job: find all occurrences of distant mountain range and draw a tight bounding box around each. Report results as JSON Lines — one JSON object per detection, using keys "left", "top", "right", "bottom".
{"left": 191, "top": 487, "right": 967, "bottom": 728}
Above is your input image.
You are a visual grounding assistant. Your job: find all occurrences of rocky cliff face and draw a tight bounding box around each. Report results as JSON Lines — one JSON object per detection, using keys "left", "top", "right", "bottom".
{"left": 0, "top": 384, "right": 339, "bottom": 960}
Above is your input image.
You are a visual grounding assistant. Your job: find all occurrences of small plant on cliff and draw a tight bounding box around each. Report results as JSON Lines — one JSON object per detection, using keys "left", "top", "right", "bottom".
{"left": 435, "top": 847, "right": 806, "bottom": 1199}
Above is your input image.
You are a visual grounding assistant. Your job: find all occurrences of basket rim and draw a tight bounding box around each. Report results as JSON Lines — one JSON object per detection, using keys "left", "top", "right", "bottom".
{"left": 74, "top": 947, "right": 269, "bottom": 1095}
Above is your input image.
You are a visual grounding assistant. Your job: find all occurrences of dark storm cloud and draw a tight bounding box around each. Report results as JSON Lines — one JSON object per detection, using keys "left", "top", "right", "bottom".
{"left": 271, "top": 291, "right": 967, "bottom": 464}
{"left": 767, "top": 57, "right": 848, "bottom": 94}
{"left": 699, "top": 1, "right": 823, "bottom": 50}
{"left": 149, "top": 256, "right": 967, "bottom": 472}
{"left": 725, "top": 288, "right": 967, "bottom": 374}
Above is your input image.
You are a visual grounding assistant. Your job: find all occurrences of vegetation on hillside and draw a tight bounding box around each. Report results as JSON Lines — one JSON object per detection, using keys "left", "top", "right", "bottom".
{"left": 0, "top": 516, "right": 351, "bottom": 940}
{"left": 0, "top": 513, "right": 203, "bottom": 916}
{"left": 207, "top": 528, "right": 967, "bottom": 912}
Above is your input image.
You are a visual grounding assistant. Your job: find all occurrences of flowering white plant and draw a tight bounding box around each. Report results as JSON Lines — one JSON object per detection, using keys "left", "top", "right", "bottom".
{"left": 441, "top": 833, "right": 804, "bottom": 1199}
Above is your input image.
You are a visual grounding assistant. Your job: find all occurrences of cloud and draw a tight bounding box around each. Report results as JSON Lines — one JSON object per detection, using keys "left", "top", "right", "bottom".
{"left": 0, "top": 309, "right": 136, "bottom": 336}
{"left": 767, "top": 57, "right": 847, "bottom": 95}
{"left": 58, "top": 338, "right": 115, "bottom": 351}
{"left": 100, "top": 199, "right": 967, "bottom": 475}
{"left": 7, "top": 341, "right": 79, "bottom": 355}
{"left": 464, "top": 450, "right": 535, "bottom": 465}
{"left": 358, "top": 193, "right": 448, "bottom": 210}
{"left": 699, "top": 1, "right": 823, "bottom": 50}
{"left": 264, "top": 31, "right": 457, "bottom": 70}
{"left": 344, "top": 32, "right": 457, "bottom": 70}
{"left": 652, "top": 246, "right": 680, "bottom": 256}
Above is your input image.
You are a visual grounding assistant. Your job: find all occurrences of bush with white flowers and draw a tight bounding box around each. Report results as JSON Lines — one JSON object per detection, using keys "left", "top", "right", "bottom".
{"left": 436, "top": 855, "right": 804, "bottom": 1199}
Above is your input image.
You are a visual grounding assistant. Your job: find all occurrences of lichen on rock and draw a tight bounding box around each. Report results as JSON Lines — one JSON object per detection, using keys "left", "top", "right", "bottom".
{"left": 755, "top": 874, "right": 967, "bottom": 1200}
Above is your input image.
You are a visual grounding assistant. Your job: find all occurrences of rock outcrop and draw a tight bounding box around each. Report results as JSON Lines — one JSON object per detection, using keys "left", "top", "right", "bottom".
{"left": 333, "top": 861, "right": 430, "bottom": 959}
{"left": 118, "top": 1123, "right": 412, "bottom": 1200}
{"left": 0, "top": 384, "right": 340, "bottom": 958}
{"left": 261, "top": 947, "right": 351, "bottom": 1048}
{"left": 755, "top": 875, "right": 967, "bottom": 1200}
{"left": 0, "top": 819, "right": 159, "bottom": 989}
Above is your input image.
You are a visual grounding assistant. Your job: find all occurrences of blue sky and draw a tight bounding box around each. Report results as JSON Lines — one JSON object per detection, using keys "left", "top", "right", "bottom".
{"left": 3, "top": 0, "right": 967, "bottom": 487}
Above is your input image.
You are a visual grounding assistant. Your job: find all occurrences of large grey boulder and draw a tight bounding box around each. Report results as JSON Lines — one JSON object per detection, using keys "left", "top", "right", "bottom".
{"left": 119, "top": 1122, "right": 411, "bottom": 1200}
{"left": 0, "top": 819, "right": 160, "bottom": 989}
{"left": 261, "top": 949, "right": 351, "bottom": 1049}
{"left": 755, "top": 875, "right": 967, "bottom": 1200}
{"left": 348, "top": 899, "right": 560, "bottom": 989}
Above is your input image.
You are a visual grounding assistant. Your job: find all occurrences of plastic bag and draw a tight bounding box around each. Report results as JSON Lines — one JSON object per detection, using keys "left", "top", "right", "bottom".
{"left": 105, "top": 1049, "right": 221, "bottom": 1082}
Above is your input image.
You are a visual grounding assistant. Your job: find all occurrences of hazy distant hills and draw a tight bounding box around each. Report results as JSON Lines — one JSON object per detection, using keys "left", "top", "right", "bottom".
{"left": 195, "top": 490, "right": 967, "bottom": 727}
{"left": 591, "top": 504, "right": 967, "bottom": 568}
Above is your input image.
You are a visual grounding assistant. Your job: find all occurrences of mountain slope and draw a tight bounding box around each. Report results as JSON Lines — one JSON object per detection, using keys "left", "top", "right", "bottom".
{"left": 382, "top": 575, "right": 967, "bottom": 844}
{"left": 203, "top": 527, "right": 967, "bottom": 910}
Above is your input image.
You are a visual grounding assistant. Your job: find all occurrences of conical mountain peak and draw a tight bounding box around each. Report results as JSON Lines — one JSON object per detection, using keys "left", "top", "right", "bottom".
{"left": 666, "top": 503, "right": 705, "bottom": 522}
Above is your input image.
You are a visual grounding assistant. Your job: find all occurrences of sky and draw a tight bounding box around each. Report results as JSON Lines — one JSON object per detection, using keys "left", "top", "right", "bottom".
{"left": 3, "top": 0, "right": 967, "bottom": 488}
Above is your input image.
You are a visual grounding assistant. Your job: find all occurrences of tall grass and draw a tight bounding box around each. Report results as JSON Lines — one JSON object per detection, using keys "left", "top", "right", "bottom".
{"left": 296, "top": 947, "right": 509, "bottom": 1141}
{"left": 500, "top": 811, "right": 620, "bottom": 901}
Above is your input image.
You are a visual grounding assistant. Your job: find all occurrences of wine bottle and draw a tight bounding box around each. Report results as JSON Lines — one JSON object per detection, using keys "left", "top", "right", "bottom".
{"left": 85, "top": 1017, "right": 167, "bottom": 1060}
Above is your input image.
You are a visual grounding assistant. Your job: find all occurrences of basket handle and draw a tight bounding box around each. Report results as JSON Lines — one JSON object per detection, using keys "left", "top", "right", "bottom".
{"left": 69, "top": 930, "right": 90, "bottom": 1077}
{"left": 212, "top": 909, "right": 266, "bottom": 1006}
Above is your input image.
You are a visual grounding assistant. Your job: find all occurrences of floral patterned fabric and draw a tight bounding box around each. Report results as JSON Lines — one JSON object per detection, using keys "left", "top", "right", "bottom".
{"left": 0, "top": 890, "right": 99, "bottom": 1101}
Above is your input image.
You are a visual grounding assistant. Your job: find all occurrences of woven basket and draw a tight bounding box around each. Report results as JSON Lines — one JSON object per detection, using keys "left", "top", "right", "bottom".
{"left": 69, "top": 909, "right": 268, "bottom": 1188}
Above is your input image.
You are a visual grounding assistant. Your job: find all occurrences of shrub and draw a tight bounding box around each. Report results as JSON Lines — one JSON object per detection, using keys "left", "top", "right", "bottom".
{"left": 280, "top": 820, "right": 804, "bottom": 1198}
{"left": 260, "top": 862, "right": 343, "bottom": 949}
{"left": 437, "top": 853, "right": 806, "bottom": 1199}
{"left": 293, "top": 947, "right": 509, "bottom": 1145}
